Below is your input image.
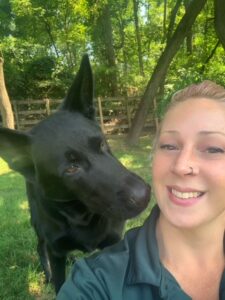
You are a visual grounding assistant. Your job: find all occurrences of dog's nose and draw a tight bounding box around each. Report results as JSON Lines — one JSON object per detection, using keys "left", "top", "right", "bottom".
{"left": 119, "top": 175, "right": 151, "bottom": 218}
{"left": 127, "top": 181, "right": 150, "bottom": 211}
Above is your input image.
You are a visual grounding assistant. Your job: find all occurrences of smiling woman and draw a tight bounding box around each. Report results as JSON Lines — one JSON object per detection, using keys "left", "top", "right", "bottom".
{"left": 57, "top": 81, "right": 225, "bottom": 300}
{"left": 152, "top": 82, "right": 225, "bottom": 300}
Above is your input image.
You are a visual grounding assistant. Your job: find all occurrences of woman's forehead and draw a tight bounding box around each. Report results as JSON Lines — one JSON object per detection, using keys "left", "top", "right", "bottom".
{"left": 160, "top": 97, "right": 225, "bottom": 133}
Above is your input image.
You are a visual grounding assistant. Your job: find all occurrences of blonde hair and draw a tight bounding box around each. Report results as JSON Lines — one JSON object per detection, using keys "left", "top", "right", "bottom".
{"left": 153, "top": 80, "right": 225, "bottom": 151}
{"left": 168, "top": 80, "right": 225, "bottom": 111}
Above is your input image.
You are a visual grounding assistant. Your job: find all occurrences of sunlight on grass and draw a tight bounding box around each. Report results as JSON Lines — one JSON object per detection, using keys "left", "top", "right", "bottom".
{"left": 20, "top": 201, "right": 29, "bottom": 210}
{"left": 0, "top": 159, "right": 10, "bottom": 175}
{"left": 120, "top": 154, "right": 134, "bottom": 166}
{"left": 145, "top": 145, "right": 152, "bottom": 150}
{"left": 120, "top": 154, "right": 145, "bottom": 169}
{"left": 28, "top": 277, "right": 42, "bottom": 296}
{"left": 8, "top": 172, "right": 19, "bottom": 178}
{"left": 28, "top": 270, "right": 55, "bottom": 300}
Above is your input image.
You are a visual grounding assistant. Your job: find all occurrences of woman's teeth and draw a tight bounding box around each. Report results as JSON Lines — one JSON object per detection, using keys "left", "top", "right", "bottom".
{"left": 171, "top": 189, "right": 202, "bottom": 199}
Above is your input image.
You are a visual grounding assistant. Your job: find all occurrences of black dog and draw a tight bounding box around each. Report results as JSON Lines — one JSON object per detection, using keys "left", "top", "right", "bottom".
{"left": 0, "top": 55, "right": 150, "bottom": 293}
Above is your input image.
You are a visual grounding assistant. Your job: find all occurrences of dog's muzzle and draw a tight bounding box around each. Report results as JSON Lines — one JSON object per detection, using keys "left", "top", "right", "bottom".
{"left": 117, "top": 175, "right": 151, "bottom": 219}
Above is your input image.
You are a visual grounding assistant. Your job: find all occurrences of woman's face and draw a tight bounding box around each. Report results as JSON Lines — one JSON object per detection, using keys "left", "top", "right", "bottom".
{"left": 152, "top": 97, "right": 225, "bottom": 229}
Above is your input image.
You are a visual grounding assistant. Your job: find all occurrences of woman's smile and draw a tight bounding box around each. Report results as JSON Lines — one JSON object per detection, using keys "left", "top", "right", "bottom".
{"left": 167, "top": 186, "right": 205, "bottom": 207}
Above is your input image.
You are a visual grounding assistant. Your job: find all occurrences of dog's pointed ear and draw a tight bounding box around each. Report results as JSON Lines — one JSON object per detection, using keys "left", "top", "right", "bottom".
{"left": 0, "top": 128, "right": 35, "bottom": 182}
{"left": 61, "top": 54, "right": 95, "bottom": 120}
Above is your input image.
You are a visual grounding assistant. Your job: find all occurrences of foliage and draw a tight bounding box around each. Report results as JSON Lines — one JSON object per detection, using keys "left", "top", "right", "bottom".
{"left": 0, "top": 136, "right": 153, "bottom": 299}
{"left": 0, "top": 0, "right": 224, "bottom": 107}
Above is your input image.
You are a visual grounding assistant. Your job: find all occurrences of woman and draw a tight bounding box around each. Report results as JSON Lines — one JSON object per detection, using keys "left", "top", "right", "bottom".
{"left": 57, "top": 81, "right": 225, "bottom": 300}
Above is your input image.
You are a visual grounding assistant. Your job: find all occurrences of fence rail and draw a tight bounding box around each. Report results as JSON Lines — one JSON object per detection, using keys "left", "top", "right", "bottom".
{"left": 7, "top": 96, "right": 156, "bottom": 134}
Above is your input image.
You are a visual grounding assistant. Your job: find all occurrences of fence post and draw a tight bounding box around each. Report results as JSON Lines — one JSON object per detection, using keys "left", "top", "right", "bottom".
{"left": 45, "top": 98, "right": 50, "bottom": 115}
{"left": 153, "top": 97, "right": 159, "bottom": 131}
{"left": 12, "top": 101, "right": 20, "bottom": 130}
{"left": 125, "top": 95, "right": 131, "bottom": 128}
{"left": 97, "top": 97, "right": 105, "bottom": 132}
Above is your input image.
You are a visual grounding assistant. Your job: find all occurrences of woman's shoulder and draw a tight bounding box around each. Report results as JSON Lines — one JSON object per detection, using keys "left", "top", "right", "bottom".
{"left": 56, "top": 225, "right": 143, "bottom": 299}
{"left": 57, "top": 206, "right": 186, "bottom": 300}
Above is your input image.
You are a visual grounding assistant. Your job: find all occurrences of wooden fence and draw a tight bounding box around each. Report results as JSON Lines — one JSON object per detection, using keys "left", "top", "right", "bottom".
{"left": 6, "top": 96, "right": 156, "bottom": 134}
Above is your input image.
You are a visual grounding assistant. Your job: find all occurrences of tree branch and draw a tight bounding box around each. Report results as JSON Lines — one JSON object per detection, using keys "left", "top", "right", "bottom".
{"left": 200, "top": 40, "right": 220, "bottom": 74}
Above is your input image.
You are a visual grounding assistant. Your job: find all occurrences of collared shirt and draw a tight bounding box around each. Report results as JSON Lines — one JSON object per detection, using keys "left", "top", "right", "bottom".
{"left": 57, "top": 206, "right": 225, "bottom": 300}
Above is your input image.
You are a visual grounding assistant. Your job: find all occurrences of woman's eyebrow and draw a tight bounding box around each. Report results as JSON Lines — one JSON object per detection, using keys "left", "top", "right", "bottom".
{"left": 160, "top": 130, "right": 179, "bottom": 135}
{"left": 198, "top": 131, "right": 225, "bottom": 137}
{"left": 161, "top": 130, "right": 225, "bottom": 137}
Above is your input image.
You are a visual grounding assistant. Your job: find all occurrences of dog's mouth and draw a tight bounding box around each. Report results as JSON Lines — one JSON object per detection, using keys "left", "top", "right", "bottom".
{"left": 88, "top": 182, "right": 151, "bottom": 220}
{"left": 56, "top": 171, "right": 151, "bottom": 220}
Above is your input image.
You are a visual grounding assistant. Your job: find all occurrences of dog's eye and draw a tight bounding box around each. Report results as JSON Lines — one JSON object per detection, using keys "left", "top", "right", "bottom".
{"left": 65, "top": 163, "right": 80, "bottom": 174}
{"left": 100, "top": 141, "right": 105, "bottom": 151}
{"left": 100, "top": 141, "right": 108, "bottom": 152}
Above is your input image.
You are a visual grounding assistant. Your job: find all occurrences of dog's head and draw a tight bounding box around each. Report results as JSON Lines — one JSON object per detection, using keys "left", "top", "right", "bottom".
{"left": 0, "top": 55, "right": 150, "bottom": 220}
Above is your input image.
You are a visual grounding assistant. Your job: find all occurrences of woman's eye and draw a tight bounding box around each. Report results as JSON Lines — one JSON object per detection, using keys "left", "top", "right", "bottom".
{"left": 205, "top": 147, "right": 225, "bottom": 154}
{"left": 159, "top": 144, "right": 178, "bottom": 151}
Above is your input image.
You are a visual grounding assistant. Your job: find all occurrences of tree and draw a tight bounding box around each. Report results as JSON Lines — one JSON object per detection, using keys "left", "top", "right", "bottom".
{"left": 0, "top": 0, "right": 224, "bottom": 126}
{"left": 89, "top": 0, "right": 118, "bottom": 96}
{"left": 214, "top": 0, "right": 225, "bottom": 50}
{"left": 0, "top": 57, "right": 14, "bottom": 129}
{"left": 133, "top": 0, "right": 144, "bottom": 76}
{"left": 127, "top": 0, "right": 207, "bottom": 145}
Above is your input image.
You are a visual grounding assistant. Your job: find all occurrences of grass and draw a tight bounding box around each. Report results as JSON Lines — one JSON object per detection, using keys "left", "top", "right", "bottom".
{"left": 0, "top": 135, "right": 154, "bottom": 299}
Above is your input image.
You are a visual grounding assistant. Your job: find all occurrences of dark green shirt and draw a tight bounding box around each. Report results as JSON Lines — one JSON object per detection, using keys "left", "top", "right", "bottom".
{"left": 57, "top": 206, "right": 225, "bottom": 300}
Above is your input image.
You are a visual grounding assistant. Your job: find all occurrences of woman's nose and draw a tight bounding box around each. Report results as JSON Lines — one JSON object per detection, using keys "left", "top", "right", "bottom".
{"left": 171, "top": 148, "right": 199, "bottom": 176}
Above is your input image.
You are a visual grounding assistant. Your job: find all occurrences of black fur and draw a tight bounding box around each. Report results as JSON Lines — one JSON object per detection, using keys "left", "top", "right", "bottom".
{"left": 0, "top": 55, "right": 150, "bottom": 293}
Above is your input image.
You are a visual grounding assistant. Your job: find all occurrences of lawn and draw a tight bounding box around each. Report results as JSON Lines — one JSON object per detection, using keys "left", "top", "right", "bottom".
{"left": 0, "top": 136, "right": 154, "bottom": 300}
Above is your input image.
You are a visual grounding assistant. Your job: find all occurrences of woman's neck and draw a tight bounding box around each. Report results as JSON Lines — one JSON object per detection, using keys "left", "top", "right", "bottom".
{"left": 156, "top": 214, "right": 224, "bottom": 300}
{"left": 156, "top": 213, "right": 224, "bottom": 300}
{"left": 156, "top": 212, "right": 224, "bottom": 265}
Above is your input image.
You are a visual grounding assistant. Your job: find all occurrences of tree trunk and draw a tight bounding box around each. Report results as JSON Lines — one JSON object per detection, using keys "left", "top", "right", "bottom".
{"left": 184, "top": 0, "right": 193, "bottom": 54}
{"left": 97, "top": 3, "right": 118, "bottom": 96}
{"left": 163, "top": 0, "right": 167, "bottom": 41}
{"left": 133, "top": 0, "right": 144, "bottom": 76}
{"left": 214, "top": 0, "right": 225, "bottom": 50}
{"left": 118, "top": 17, "right": 129, "bottom": 91}
{"left": 0, "top": 57, "right": 15, "bottom": 129}
{"left": 127, "top": 0, "right": 207, "bottom": 145}
{"left": 166, "top": 0, "right": 182, "bottom": 43}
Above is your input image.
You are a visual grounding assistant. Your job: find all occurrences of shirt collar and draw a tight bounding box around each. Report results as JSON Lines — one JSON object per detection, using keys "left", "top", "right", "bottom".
{"left": 220, "top": 269, "right": 225, "bottom": 299}
{"left": 126, "top": 205, "right": 162, "bottom": 286}
{"left": 126, "top": 205, "right": 225, "bottom": 299}
{"left": 126, "top": 205, "right": 188, "bottom": 298}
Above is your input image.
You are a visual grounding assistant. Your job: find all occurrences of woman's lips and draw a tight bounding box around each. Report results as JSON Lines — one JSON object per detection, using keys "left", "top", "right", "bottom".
{"left": 167, "top": 186, "right": 205, "bottom": 207}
